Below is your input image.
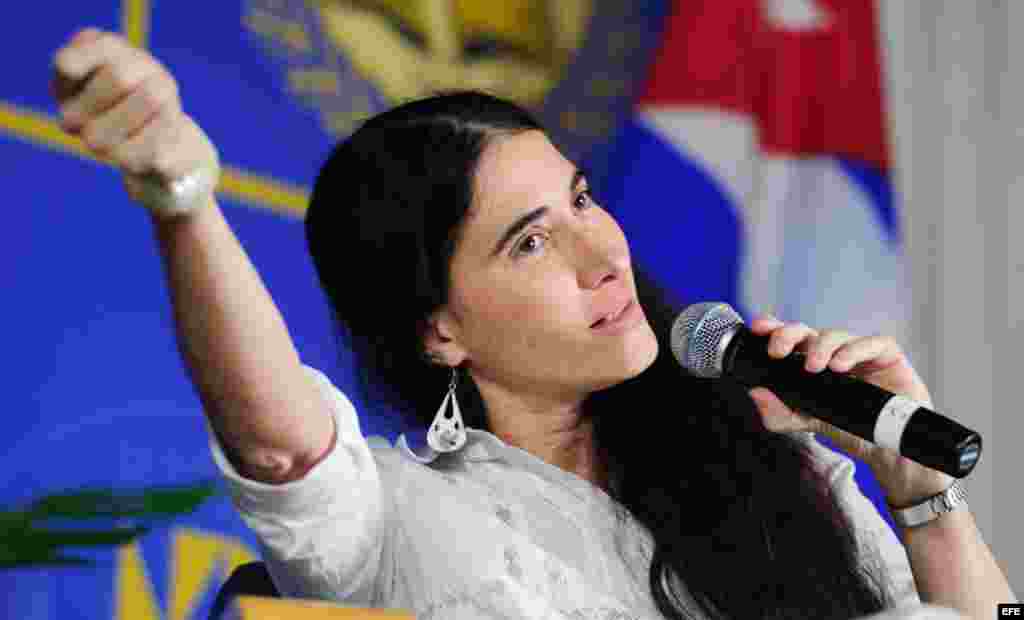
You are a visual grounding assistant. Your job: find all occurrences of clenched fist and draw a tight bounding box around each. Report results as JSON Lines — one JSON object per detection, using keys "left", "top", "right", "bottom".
{"left": 52, "top": 28, "right": 219, "bottom": 217}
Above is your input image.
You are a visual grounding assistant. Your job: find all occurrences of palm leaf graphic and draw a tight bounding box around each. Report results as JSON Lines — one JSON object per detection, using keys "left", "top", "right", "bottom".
{"left": 0, "top": 481, "right": 219, "bottom": 568}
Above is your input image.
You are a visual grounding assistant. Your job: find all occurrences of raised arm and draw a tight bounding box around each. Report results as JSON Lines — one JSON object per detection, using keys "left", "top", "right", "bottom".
{"left": 51, "top": 28, "right": 334, "bottom": 484}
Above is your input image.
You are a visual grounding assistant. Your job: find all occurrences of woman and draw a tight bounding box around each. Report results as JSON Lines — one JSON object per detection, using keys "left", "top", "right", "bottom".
{"left": 51, "top": 28, "right": 1015, "bottom": 620}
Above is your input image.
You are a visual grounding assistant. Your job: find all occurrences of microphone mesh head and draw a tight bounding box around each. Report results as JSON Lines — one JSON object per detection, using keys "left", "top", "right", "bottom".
{"left": 670, "top": 302, "right": 743, "bottom": 378}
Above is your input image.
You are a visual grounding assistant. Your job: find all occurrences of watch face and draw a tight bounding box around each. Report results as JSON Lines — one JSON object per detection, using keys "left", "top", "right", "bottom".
{"left": 939, "top": 480, "right": 968, "bottom": 512}
{"left": 937, "top": 493, "right": 953, "bottom": 512}
{"left": 952, "top": 479, "right": 968, "bottom": 502}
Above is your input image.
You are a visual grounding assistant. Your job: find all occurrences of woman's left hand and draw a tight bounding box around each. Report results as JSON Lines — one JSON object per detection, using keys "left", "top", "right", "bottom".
{"left": 747, "top": 314, "right": 954, "bottom": 509}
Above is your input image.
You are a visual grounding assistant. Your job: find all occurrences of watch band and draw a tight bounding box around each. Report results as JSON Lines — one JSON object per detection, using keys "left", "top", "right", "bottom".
{"left": 890, "top": 478, "right": 969, "bottom": 528}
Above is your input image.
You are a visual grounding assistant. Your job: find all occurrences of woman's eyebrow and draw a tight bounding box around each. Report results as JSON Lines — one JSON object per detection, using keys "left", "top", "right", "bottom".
{"left": 489, "top": 168, "right": 587, "bottom": 258}
{"left": 491, "top": 206, "right": 549, "bottom": 257}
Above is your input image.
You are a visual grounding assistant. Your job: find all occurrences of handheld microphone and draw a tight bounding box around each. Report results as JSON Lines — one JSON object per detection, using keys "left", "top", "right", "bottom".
{"left": 670, "top": 302, "right": 982, "bottom": 478}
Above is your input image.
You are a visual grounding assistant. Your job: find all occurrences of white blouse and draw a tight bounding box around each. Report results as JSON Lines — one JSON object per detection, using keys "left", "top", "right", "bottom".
{"left": 208, "top": 366, "right": 968, "bottom": 620}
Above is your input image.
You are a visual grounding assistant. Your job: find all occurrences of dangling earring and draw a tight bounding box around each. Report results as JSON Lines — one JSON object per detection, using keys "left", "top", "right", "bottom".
{"left": 427, "top": 366, "right": 467, "bottom": 453}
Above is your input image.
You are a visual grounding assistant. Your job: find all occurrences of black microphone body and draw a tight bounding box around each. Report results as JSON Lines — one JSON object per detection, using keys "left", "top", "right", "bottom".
{"left": 722, "top": 325, "right": 981, "bottom": 478}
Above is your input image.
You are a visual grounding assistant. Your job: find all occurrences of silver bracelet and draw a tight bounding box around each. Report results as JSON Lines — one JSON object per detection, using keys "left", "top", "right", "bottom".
{"left": 889, "top": 478, "right": 968, "bottom": 528}
{"left": 134, "top": 166, "right": 218, "bottom": 218}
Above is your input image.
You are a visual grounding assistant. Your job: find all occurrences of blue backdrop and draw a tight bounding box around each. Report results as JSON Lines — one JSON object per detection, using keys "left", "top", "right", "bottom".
{"left": 3, "top": 1, "right": 895, "bottom": 618}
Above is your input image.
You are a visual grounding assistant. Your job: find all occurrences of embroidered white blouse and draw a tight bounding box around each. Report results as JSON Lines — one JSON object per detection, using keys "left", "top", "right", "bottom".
{"left": 208, "top": 366, "right": 968, "bottom": 619}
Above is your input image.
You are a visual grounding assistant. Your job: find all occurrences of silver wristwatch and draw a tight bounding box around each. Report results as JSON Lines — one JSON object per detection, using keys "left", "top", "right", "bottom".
{"left": 890, "top": 478, "right": 969, "bottom": 528}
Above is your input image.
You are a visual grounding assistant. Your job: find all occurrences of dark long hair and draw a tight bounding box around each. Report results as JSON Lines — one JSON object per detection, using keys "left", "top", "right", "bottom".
{"left": 305, "top": 91, "right": 890, "bottom": 619}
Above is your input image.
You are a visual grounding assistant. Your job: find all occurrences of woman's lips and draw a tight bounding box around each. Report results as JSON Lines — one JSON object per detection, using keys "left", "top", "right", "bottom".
{"left": 590, "top": 299, "right": 639, "bottom": 331}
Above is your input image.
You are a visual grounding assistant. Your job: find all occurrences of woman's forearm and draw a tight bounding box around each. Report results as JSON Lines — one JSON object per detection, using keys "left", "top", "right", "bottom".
{"left": 900, "top": 507, "right": 1017, "bottom": 619}
{"left": 152, "top": 198, "right": 334, "bottom": 483}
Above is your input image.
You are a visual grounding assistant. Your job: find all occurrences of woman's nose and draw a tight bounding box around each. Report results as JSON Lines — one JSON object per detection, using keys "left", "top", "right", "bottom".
{"left": 577, "top": 234, "right": 629, "bottom": 290}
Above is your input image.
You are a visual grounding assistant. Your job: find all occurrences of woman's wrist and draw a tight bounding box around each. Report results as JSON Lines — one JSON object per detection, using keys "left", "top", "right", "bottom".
{"left": 867, "top": 448, "right": 956, "bottom": 510}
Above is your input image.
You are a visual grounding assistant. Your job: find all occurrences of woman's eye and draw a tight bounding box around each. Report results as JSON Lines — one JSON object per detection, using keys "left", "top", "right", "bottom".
{"left": 515, "top": 233, "right": 545, "bottom": 257}
{"left": 574, "top": 189, "right": 594, "bottom": 210}
{"left": 512, "top": 190, "right": 593, "bottom": 259}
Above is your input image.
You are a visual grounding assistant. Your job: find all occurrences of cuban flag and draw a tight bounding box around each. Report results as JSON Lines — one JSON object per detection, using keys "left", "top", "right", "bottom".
{"left": 594, "top": 0, "right": 905, "bottom": 526}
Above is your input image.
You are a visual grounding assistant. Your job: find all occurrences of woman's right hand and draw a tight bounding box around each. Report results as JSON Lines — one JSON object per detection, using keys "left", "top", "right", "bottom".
{"left": 52, "top": 28, "right": 220, "bottom": 218}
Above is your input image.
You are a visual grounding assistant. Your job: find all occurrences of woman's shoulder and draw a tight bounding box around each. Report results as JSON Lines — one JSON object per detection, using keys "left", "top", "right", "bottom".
{"left": 362, "top": 433, "right": 466, "bottom": 498}
{"left": 364, "top": 434, "right": 409, "bottom": 477}
{"left": 298, "top": 365, "right": 423, "bottom": 494}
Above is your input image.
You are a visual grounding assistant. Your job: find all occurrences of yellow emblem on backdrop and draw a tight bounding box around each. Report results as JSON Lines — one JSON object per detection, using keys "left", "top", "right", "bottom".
{"left": 314, "top": 0, "right": 591, "bottom": 106}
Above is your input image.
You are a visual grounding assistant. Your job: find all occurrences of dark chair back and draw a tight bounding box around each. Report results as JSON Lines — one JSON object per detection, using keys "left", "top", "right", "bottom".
{"left": 209, "top": 561, "right": 280, "bottom": 620}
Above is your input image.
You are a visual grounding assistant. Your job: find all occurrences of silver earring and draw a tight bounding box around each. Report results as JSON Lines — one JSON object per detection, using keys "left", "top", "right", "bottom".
{"left": 427, "top": 366, "right": 467, "bottom": 453}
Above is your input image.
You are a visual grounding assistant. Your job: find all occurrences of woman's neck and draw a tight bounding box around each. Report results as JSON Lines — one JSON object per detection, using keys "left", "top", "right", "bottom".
{"left": 472, "top": 372, "right": 609, "bottom": 491}
{"left": 490, "top": 409, "right": 609, "bottom": 492}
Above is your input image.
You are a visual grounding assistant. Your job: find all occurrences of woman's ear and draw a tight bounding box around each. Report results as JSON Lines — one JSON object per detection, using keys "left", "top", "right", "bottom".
{"left": 419, "top": 310, "right": 467, "bottom": 366}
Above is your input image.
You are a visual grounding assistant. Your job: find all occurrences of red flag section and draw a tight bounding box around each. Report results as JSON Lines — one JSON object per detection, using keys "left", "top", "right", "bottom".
{"left": 637, "top": 0, "right": 890, "bottom": 171}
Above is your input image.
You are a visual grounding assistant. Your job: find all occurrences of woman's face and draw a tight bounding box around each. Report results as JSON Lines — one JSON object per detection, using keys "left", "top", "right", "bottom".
{"left": 424, "top": 129, "right": 659, "bottom": 401}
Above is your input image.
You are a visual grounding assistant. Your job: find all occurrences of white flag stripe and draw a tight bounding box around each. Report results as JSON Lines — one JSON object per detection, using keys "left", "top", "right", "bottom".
{"left": 636, "top": 111, "right": 910, "bottom": 362}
